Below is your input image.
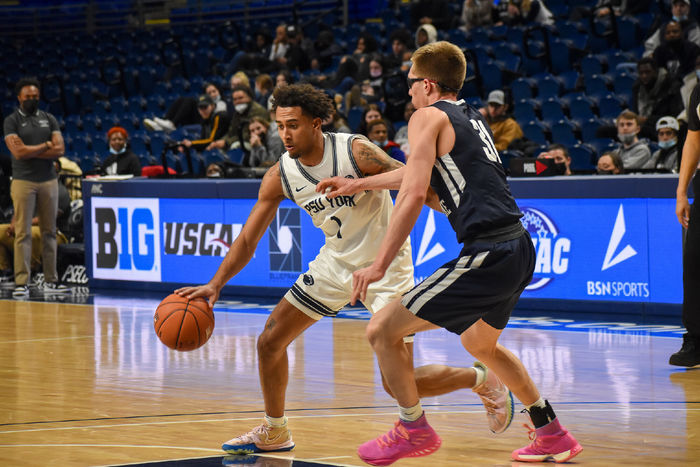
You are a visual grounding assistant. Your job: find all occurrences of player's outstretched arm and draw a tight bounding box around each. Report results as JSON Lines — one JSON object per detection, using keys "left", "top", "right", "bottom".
{"left": 316, "top": 137, "right": 405, "bottom": 197}
{"left": 176, "top": 163, "right": 286, "bottom": 307}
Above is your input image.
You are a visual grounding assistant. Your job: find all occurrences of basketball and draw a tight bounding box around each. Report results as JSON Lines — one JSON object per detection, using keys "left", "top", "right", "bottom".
{"left": 154, "top": 293, "right": 215, "bottom": 351}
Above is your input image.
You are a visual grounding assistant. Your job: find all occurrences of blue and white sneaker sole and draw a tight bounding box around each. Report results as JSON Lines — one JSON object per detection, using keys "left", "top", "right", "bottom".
{"left": 222, "top": 442, "right": 295, "bottom": 454}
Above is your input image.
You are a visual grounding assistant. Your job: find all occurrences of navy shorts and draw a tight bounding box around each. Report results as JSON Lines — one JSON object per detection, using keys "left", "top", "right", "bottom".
{"left": 401, "top": 232, "right": 535, "bottom": 335}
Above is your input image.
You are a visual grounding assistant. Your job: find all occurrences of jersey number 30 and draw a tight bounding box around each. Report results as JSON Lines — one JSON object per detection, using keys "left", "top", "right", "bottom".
{"left": 470, "top": 119, "right": 501, "bottom": 163}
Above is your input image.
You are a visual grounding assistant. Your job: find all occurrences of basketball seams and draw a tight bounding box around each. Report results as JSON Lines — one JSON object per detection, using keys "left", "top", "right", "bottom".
{"left": 155, "top": 308, "right": 180, "bottom": 334}
{"left": 188, "top": 310, "right": 202, "bottom": 349}
{"left": 154, "top": 294, "right": 214, "bottom": 351}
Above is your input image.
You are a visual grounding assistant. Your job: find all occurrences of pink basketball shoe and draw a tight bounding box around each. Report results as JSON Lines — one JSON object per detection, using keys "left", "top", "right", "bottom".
{"left": 511, "top": 420, "right": 582, "bottom": 463}
{"left": 357, "top": 414, "right": 442, "bottom": 466}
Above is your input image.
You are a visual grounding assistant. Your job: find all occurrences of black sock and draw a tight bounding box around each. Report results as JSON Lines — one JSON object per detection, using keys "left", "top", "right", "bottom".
{"left": 527, "top": 400, "right": 557, "bottom": 428}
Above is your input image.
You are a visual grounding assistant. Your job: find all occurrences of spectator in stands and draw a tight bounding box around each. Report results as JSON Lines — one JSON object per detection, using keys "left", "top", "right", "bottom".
{"left": 179, "top": 95, "right": 229, "bottom": 153}
{"left": 460, "top": 0, "right": 493, "bottom": 31}
{"left": 230, "top": 71, "right": 251, "bottom": 91}
{"left": 208, "top": 85, "right": 268, "bottom": 152}
{"left": 268, "top": 23, "right": 290, "bottom": 71}
{"left": 644, "top": 0, "right": 700, "bottom": 57}
{"left": 0, "top": 176, "right": 70, "bottom": 285}
{"left": 280, "top": 25, "right": 311, "bottom": 72}
{"left": 312, "top": 29, "right": 343, "bottom": 72}
{"left": 410, "top": 0, "right": 453, "bottom": 30}
{"left": 681, "top": 55, "right": 700, "bottom": 119}
{"left": 537, "top": 143, "right": 572, "bottom": 175}
{"left": 57, "top": 156, "right": 82, "bottom": 201}
{"left": 612, "top": 110, "right": 652, "bottom": 170}
{"left": 384, "top": 28, "right": 413, "bottom": 73}
{"left": 321, "top": 110, "right": 352, "bottom": 134}
{"left": 143, "top": 82, "right": 227, "bottom": 133}
{"left": 480, "top": 89, "right": 523, "bottom": 151}
{"left": 367, "top": 119, "right": 405, "bottom": 163}
{"left": 101, "top": 126, "right": 141, "bottom": 177}
{"left": 632, "top": 57, "right": 684, "bottom": 136}
{"left": 236, "top": 29, "right": 273, "bottom": 73}
{"left": 596, "top": 151, "right": 624, "bottom": 174}
{"left": 494, "top": 0, "right": 553, "bottom": 27}
{"left": 255, "top": 74, "right": 274, "bottom": 108}
{"left": 652, "top": 20, "right": 700, "bottom": 80}
{"left": 367, "top": 56, "right": 385, "bottom": 99}
{"left": 572, "top": 0, "right": 652, "bottom": 19}
{"left": 645, "top": 116, "right": 682, "bottom": 172}
{"left": 357, "top": 104, "right": 395, "bottom": 139}
{"left": 395, "top": 101, "right": 416, "bottom": 155}
{"left": 247, "top": 116, "right": 284, "bottom": 167}
{"left": 415, "top": 23, "right": 438, "bottom": 49}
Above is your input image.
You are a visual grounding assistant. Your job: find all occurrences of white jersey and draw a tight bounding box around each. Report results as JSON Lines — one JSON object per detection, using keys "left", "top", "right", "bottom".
{"left": 278, "top": 132, "right": 411, "bottom": 268}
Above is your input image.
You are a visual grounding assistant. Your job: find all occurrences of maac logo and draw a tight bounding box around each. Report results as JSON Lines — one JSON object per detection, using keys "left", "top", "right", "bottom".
{"left": 520, "top": 207, "right": 571, "bottom": 290}
{"left": 269, "top": 207, "right": 302, "bottom": 272}
{"left": 91, "top": 197, "right": 161, "bottom": 282}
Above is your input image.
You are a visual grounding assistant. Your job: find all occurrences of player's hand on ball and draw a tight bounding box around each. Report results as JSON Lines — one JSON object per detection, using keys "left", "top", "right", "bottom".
{"left": 174, "top": 283, "right": 219, "bottom": 310}
{"left": 316, "top": 176, "right": 359, "bottom": 198}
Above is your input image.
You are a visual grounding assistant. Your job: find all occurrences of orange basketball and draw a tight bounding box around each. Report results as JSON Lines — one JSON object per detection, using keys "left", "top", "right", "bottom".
{"left": 154, "top": 293, "right": 215, "bottom": 351}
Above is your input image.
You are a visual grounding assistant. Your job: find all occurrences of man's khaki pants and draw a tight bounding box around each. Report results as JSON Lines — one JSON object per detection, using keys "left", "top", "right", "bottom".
{"left": 11, "top": 178, "right": 59, "bottom": 286}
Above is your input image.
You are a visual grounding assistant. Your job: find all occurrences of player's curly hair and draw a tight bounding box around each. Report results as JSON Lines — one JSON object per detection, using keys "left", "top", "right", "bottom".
{"left": 272, "top": 83, "right": 334, "bottom": 121}
{"left": 15, "top": 77, "right": 40, "bottom": 95}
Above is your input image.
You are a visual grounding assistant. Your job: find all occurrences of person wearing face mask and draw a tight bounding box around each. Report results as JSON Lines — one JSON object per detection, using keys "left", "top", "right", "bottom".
{"left": 144, "top": 82, "right": 227, "bottom": 133}
{"left": 101, "top": 127, "right": 141, "bottom": 177}
{"left": 645, "top": 116, "right": 682, "bottom": 173}
{"left": 596, "top": 151, "right": 624, "bottom": 175}
{"left": 644, "top": 0, "right": 700, "bottom": 57}
{"left": 208, "top": 85, "right": 268, "bottom": 152}
{"left": 367, "top": 119, "right": 406, "bottom": 163}
{"left": 247, "top": 116, "right": 284, "bottom": 167}
{"left": 652, "top": 20, "right": 700, "bottom": 81}
{"left": 3, "top": 77, "right": 69, "bottom": 297}
{"left": 631, "top": 57, "right": 684, "bottom": 139}
{"left": 536, "top": 144, "right": 572, "bottom": 175}
{"left": 612, "top": 110, "right": 652, "bottom": 170}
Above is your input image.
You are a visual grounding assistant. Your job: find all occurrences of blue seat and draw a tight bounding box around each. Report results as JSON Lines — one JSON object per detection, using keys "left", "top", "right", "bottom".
{"left": 481, "top": 61, "right": 503, "bottom": 92}
{"left": 581, "top": 54, "right": 605, "bottom": 78}
{"left": 617, "top": 17, "right": 640, "bottom": 51}
{"left": 514, "top": 98, "right": 539, "bottom": 123}
{"left": 588, "top": 138, "right": 617, "bottom": 156}
{"left": 558, "top": 70, "right": 580, "bottom": 94}
{"left": 568, "top": 95, "right": 596, "bottom": 121}
{"left": 551, "top": 119, "right": 580, "bottom": 146}
{"left": 522, "top": 120, "right": 550, "bottom": 145}
{"left": 539, "top": 75, "right": 563, "bottom": 98}
{"left": 613, "top": 73, "right": 636, "bottom": 96}
{"left": 598, "top": 94, "right": 625, "bottom": 120}
{"left": 541, "top": 97, "right": 567, "bottom": 124}
{"left": 549, "top": 39, "right": 572, "bottom": 74}
{"left": 511, "top": 77, "right": 536, "bottom": 101}
{"left": 130, "top": 134, "right": 149, "bottom": 158}
{"left": 584, "top": 74, "right": 613, "bottom": 99}
{"left": 347, "top": 107, "right": 364, "bottom": 132}
{"left": 577, "top": 116, "right": 607, "bottom": 142}
{"left": 569, "top": 144, "right": 597, "bottom": 171}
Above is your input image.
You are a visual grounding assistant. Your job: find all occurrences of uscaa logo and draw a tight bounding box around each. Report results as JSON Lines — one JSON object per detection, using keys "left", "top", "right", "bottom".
{"left": 520, "top": 207, "right": 571, "bottom": 291}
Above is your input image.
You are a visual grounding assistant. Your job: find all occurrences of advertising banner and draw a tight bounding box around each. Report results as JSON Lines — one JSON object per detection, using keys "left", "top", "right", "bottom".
{"left": 90, "top": 197, "right": 684, "bottom": 304}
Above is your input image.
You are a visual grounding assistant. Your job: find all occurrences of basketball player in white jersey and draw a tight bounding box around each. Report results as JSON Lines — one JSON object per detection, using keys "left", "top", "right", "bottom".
{"left": 176, "top": 83, "right": 513, "bottom": 455}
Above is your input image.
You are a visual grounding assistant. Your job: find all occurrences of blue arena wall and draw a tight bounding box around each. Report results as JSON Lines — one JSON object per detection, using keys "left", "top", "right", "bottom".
{"left": 83, "top": 175, "right": 690, "bottom": 318}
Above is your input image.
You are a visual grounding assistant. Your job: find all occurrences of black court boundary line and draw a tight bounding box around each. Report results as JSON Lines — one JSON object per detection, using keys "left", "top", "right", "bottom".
{"left": 2, "top": 400, "right": 699, "bottom": 428}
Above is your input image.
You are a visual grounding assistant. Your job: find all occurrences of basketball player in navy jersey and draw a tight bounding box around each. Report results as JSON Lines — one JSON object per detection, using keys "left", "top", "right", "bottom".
{"left": 176, "top": 83, "right": 513, "bottom": 456}
{"left": 319, "top": 41, "right": 582, "bottom": 465}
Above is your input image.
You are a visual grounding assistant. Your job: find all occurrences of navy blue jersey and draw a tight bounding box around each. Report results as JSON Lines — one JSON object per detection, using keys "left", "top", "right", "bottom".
{"left": 429, "top": 100, "right": 522, "bottom": 244}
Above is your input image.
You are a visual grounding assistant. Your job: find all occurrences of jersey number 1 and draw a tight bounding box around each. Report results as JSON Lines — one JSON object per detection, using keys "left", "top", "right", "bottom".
{"left": 470, "top": 119, "right": 501, "bottom": 163}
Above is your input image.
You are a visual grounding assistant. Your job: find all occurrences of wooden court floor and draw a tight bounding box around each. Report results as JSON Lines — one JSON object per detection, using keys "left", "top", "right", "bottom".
{"left": 0, "top": 293, "right": 699, "bottom": 466}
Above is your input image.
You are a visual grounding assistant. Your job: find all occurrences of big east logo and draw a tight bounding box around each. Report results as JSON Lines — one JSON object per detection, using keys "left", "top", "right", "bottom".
{"left": 520, "top": 207, "right": 571, "bottom": 291}
{"left": 91, "top": 198, "right": 161, "bottom": 281}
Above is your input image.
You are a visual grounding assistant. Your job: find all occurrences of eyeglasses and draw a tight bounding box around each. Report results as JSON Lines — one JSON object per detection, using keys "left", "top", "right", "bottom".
{"left": 406, "top": 76, "right": 460, "bottom": 93}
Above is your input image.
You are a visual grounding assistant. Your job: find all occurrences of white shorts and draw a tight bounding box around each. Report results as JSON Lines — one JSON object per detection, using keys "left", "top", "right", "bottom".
{"left": 284, "top": 244, "right": 414, "bottom": 319}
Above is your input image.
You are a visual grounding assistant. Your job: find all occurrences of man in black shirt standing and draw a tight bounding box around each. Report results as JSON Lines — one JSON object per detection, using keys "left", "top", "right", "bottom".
{"left": 3, "top": 77, "right": 70, "bottom": 297}
{"left": 670, "top": 83, "right": 700, "bottom": 367}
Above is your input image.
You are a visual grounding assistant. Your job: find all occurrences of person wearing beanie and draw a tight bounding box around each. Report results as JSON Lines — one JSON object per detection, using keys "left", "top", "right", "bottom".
{"left": 101, "top": 126, "right": 141, "bottom": 177}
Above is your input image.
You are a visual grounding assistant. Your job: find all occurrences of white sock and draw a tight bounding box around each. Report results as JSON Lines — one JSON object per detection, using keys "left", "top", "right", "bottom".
{"left": 264, "top": 414, "right": 287, "bottom": 427}
{"left": 399, "top": 402, "right": 423, "bottom": 422}
{"left": 525, "top": 398, "right": 546, "bottom": 410}
{"left": 473, "top": 365, "right": 487, "bottom": 387}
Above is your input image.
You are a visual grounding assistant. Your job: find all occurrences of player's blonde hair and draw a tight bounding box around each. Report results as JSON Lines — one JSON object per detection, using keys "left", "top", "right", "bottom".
{"left": 411, "top": 41, "right": 466, "bottom": 94}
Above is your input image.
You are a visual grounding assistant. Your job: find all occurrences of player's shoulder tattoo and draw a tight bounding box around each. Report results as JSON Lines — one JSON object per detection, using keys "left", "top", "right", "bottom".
{"left": 353, "top": 137, "right": 403, "bottom": 175}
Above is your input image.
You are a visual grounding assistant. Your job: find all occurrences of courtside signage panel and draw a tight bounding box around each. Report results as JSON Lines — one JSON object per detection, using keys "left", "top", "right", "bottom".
{"left": 411, "top": 199, "right": 681, "bottom": 304}
{"left": 91, "top": 197, "right": 162, "bottom": 281}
